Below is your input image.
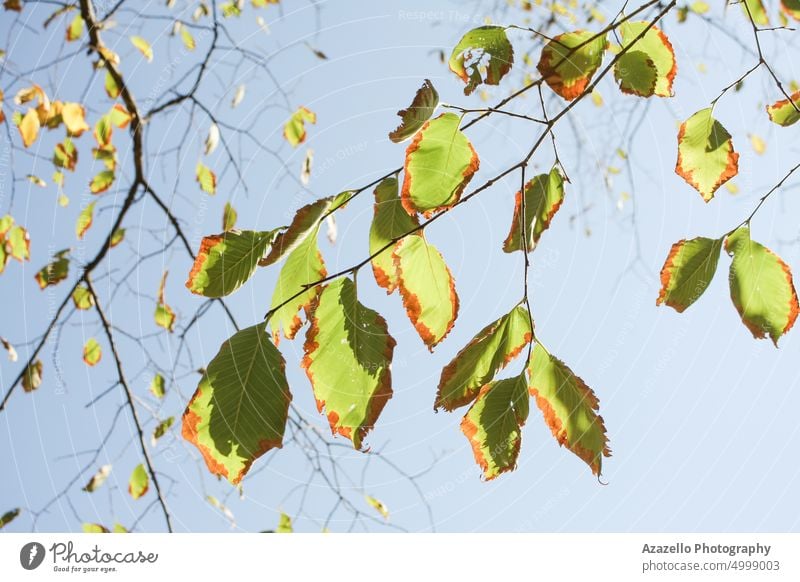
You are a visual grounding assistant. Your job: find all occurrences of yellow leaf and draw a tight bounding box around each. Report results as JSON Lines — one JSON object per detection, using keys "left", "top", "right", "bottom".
{"left": 61, "top": 102, "right": 90, "bottom": 136}
{"left": 749, "top": 133, "right": 766, "bottom": 155}
{"left": 130, "top": 36, "right": 153, "bottom": 62}
{"left": 18, "top": 109, "right": 40, "bottom": 148}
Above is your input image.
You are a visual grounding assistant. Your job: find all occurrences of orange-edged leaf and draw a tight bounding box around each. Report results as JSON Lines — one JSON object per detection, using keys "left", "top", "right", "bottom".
{"left": 725, "top": 226, "right": 799, "bottom": 346}
{"left": 65, "top": 13, "right": 83, "bottom": 41}
{"left": 110, "top": 228, "right": 125, "bottom": 248}
{"left": 283, "top": 106, "right": 316, "bottom": 147}
{"left": 53, "top": 139, "right": 78, "bottom": 171}
{"left": 766, "top": 90, "right": 800, "bottom": 127}
{"left": 22, "top": 359, "right": 43, "bottom": 392}
{"left": 503, "top": 167, "right": 564, "bottom": 253}
{"left": 82, "top": 464, "right": 112, "bottom": 492}
{"left": 400, "top": 112, "right": 479, "bottom": 217}
{"left": 76, "top": 201, "right": 96, "bottom": 240}
{"left": 448, "top": 26, "right": 514, "bottom": 96}
{"left": 186, "top": 229, "right": 279, "bottom": 297}
{"left": 369, "top": 176, "right": 419, "bottom": 293}
{"left": 6, "top": 224, "right": 30, "bottom": 262}
{"left": 528, "top": 343, "right": 610, "bottom": 475}
{"left": 675, "top": 108, "right": 739, "bottom": 202}
{"left": 781, "top": 0, "right": 800, "bottom": 20}
{"left": 90, "top": 170, "right": 115, "bottom": 194}
{"left": 302, "top": 278, "right": 395, "bottom": 449}
{"left": 82, "top": 338, "right": 101, "bottom": 366}
{"left": 128, "top": 464, "right": 149, "bottom": 500}
{"left": 389, "top": 79, "right": 439, "bottom": 143}
{"left": 461, "top": 374, "right": 528, "bottom": 480}
{"left": 196, "top": 162, "right": 216, "bottom": 194}
{"left": 537, "top": 30, "right": 607, "bottom": 101}
{"left": 614, "top": 21, "right": 676, "bottom": 97}
{"left": 656, "top": 236, "right": 722, "bottom": 312}
{"left": 436, "top": 305, "right": 532, "bottom": 411}
{"left": 155, "top": 271, "right": 175, "bottom": 332}
{"left": 393, "top": 233, "right": 459, "bottom": 350}
{"left": 109, "top": 104, "right": 132, "bottom": 128}
{"left": 182, "top": 323, "right": 292, "bottom": 484}
{"left": 35, "top": 249, "right": 70, "bottom": 289}
{"left": 72, "top": 285, "right": 94, "bottom": 310}
{"left": 18, "top": 108, "right": 40, "bottom": 147}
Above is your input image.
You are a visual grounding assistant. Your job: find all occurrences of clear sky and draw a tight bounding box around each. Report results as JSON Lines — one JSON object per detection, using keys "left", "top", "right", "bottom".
{"left": 1, "top": 0, "right": 800, "bottom": 533}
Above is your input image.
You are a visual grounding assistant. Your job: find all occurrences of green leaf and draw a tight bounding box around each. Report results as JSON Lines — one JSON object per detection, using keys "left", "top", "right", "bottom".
{"left": 503, "top": 168, "right": 565, "bottom": 253}
{"left": 110, "top": 228, "right": 125, "bottom": 248}
{"left": 35, "top": 250, "right": 70, "bottom": 289}
{"left": 105, "top": 71, "right": 120, "bottom": 99}
{"left": 675, "top": 108, "right": 739, "bottom": 202}
{"left": 152, "top": 417, "right": 175, "bottom": 446}
{"left": 369, "top": 176, "right": 419, "bottom": 293}
{"left": 130, "top": 35, "right": 154, "bottom": 62}
{"left": 614, "top": 22, "right": 676, "bottom": 97}
{"left": 276, "top": 513, "right": 293, "bottom": 533}
{"left": 393, "top": 234, "right": 459, "bottom": 350}
{"left": 155, "top": 271, "right": 176, "bottom": 332}
{"left": 725, "top": 226, "right": 799, "bottom": 345}
{"left": 128, "top": 464, "right": 149, "bottom": 500}
{"left": 149, "top": 373, "right": 166, "bottom": 399}
{"left": 283, "top": 107, "right": 316, "bottom": 147}
{"left": 82, "top": 523, "right": 109, "bottom": 533}
{"left": 22, "top": 359, "right": 43, "bottom": 392}
{"left": 741, "top": 0, "right": 769, "bottom": 25}
{"left": 365, "top": 495, "right": 389, "bottom": 520}
{"left": 538, "top": 30, "right": 607, "bottom": 101}
{"left": 389, "top": 79, "right": 439, "bottom": 143}
{"left": 461, "top": 374, "right": 528, "bottom": 480}
{"left": 781, "top": 0, "right": 800, "bottom": 20}
{"left": 448, "top": 26, "right": 514, "bottom": 95}
{"left": 528, "top": 343, "right": 610, "bottom": 476}
{"left": 76, "top": 201, "right": 96, "bottom": 240}
{"left": 260, "top": 193, "right": 349, "bottom": 266}
{"left": 436, "top": 305, "right": 532, "bottom": 411}
{"left": 0, "top": 508, "right": 20, "bottom": 530}
{"left": 222, "top": 201, "right": 237, "bottom": 231}
{"left": 182, "top": 324, "right": 292, "bottom": 484}
{"left": 302, "top": 278, "right": 395, "bottom": 449}
{"left": 82, "top": 464, "right": 112, "bottom": 492}
{"left": 53, "top": 139, "right": 78, "bottom": 171}
{"left": 196, "top": 162, "right": 216, "bottom": 195}
{"left": 657, "top": 237, "right": 722, "bottom": 312}
{"left": 400, "top": 112, "right": 479, "bottom": 217}
{"left": 268, "top": 233, "right": 326, "bottom": 343}
{"left": 186, "top": 230, "right": 279, "bottom": 298}
{"left": 66, "top": 13, "right": 84, "bottom": 41}
{"left": 90, "top": 170, "right": 115, "bottom": 194}
{"left": 72, "top": 285, "right": 95, "bottom": 310}
{"left": 766, "top": 90, "right": 800, "bottom": 127}
{"left": 6, "top": 224, "right": 30, "bottom": 262}
{"left": 82, "top": 338, "right": 102, "bottom": 367}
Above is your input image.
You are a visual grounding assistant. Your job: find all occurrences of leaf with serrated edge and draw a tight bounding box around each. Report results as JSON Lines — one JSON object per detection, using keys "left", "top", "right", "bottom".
{"left": 461, "top": 374, "right": 528, "bottom": 480}
{"left": 614, "top": 22, "right": 676, "bottom": 97}
{"left": 436, "top": 305, "right": 532, "bottom": 410}
{"left": 503, "top": 168, "right": 565, "bottom": 253}
{"left": 725, "top": 226, "right": 799, "bottom": 346}
{"left": 528, "top": 343, "right": 610, "bottom": 476}
{"left": 369, "top": 176, "right": 418, "bottom": 293}
{"left": 302, "top": 278, "right": 395, "bottom": 449}
{"left": 186, "top": 230, "right": 278, "bottom": 298}
{"left": 657, "top": 237, "right": 722, "bottom": 312}
{"left": 766, "top": 90, "right": 800, "bottom": 127}
{"left": 538, "top": 30, "right": 607, "bottom": 101}
{"left": 389, "top": 79, "right": 439, "bottom": 143}
{"left": 394, "top": 234, "right": 459, "bottom": 350}
{"left": 401, "top": 112, "right": 479, "bottom": 217}
{"left": 448, "top": 26, "right": 514, "bottom": 96}
{"left": 675, "top": 108, "right": 739, "bottom": 202}
{"left": 182, "top": 324, "right": 291, "bottom": 484}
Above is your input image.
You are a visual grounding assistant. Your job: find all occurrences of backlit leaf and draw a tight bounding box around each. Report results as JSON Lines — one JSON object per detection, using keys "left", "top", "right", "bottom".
{"left": 53, "top": 139, "right": 78, "bottom": 171}
{"left": 186, "top": 230, "right": 279, "bottom": 297}
{"left": 365, "top": 495, "right": 389, "bottom": 519}
{"left": 155, "top": 271, "right": 176, "bottom": 332}
{"left": 105, "top": 71, "right": 120, "bottom": 99}
{"left": 781, "top": 0, "right": 800, "bottom": 20}
{"left": 276, "top": 513, "right": 293, "bottom": 533}
{"left": 82, "top": 338, "right": 101, "bottom": 366}
{"left": 62, "top": 102, "right": 90, "bottom": 136}
{"left": 657, "top": 237, "right": 722, "bottom": 312}
{"left": 283, "top": 106, "right": 316, "bottom": 147}
{"left": 27, "top": 174, "right": 46, "bottom": 187}
{"left": 22, "top": 359, "right": 43, "bottom": 392}
{"left": 130, "top": 36, "right": 153, "bottom": 62}
{"left": 222, "top": 202, "right": 237, "bottom": 231}
{"left": 436, "top": 305, "right": 532, "bottom": 411}
{"left": 76, "top": 201, "right": 96, "bottom": 240}
{"left": 18, "top": 108, "right": 40, "bottom": 147}
{"left": 0, "top": 508, "right": 20, "bottom": 530}
{"left": 149, "top": 373, "right": 165, "bottom": 399}
{"left": 400, "top": 112, "right": 479, "bottom": 217}
{"left": 90, "top": 170, "right": 115, "bottom": 194}
{"left": 614, "top": 22, "right": 676, "bottom": 97}
{"left": 110, "top": 228, "right": 125, "bottom": 248}
{"left": 528, "top": 343, "right": 610, "bottom": 475}
{"left": 725, "top": 226, "right": 798, "bottom": 345}
{"left": 766, "top": 90, "right": 800, "bottom": 127}
{"left": 82, "top": 465, "right": 112, "bottom": 492}
{"left": 180, "top": 25, "right": 196, "bottom": 51}
{"left": 6, "top": 224, "right": 30, "bottom": 262}
{"left": 461, "top": 374, "right": 528, "bottom": 480}
{"left": 369, "top": 176, "right": 418, "bottom": 293}
{"left": 389, "top": 79, "right": 439, "bottom": 143}
{"left": 82, "top": 523, "right": 109, "bottom": 533}
{"left": 538, "top": 30, "right": 607, "bottom": 101}
{"left": 448, "top": 26, "right": 514, "bottom": 95}
{"left": 196, "top": 162, "right": 216, "bottom": 194}
{"left": 675, "top": 108, "right": 739, "bottom": 202}
{"left": 741, "top": 0, "right": 769, "bottom": 25}
{"left": 128, "top": 464, "right": 149, "bottom": 500}
{"left": 35, "top": 249, "right": 69, "bottom": 289}
{"left": 152, "top": 417, "right": 174, "bottom": 445}
{"left": 503, "top": 167, "right": 565, "bottom": 253}
{"left": 72, "top": 285, "right": 94, "bottom": 310}
{"left": 182, "top": 323, "right": 292, "bottom": 484}
{"left": 302, "top": 278, "right": 395, "bottom": 449}
{"left": 393, "top": 234, "right": 459, "bottom": 350}
{"left": 66, "top": 13, "right": 83, "bottom": 41}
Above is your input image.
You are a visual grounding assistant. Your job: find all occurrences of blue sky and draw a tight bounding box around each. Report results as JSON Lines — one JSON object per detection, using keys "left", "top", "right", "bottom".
{"left": 2, "top": 0, "right": 800, "bottom": 532}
